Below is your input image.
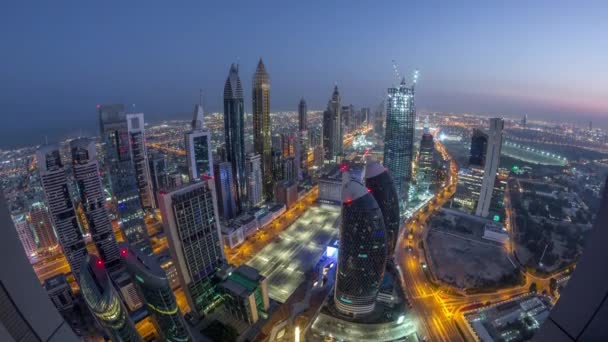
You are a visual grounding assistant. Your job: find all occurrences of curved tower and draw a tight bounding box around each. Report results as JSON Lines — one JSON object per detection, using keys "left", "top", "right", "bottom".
{"left": 334, "top": 176, "right": 387, "bottom": 317}
{"left": 224, "top": 64, "right": 247, "bottom": 213}
{"left": 79, "top": 254, "right": 141, "bottom": 342}
{"left": 252, "top": 59, "right": 273, "bottom": 200}
{"left": 364, "top": 159, "right": 401, "bottom": 257}
{"left": 121, "top": 244, "right": 193, "bottom": 342}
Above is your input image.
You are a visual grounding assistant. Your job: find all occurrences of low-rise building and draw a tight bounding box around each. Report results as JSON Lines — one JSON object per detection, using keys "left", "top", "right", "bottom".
{"left": 482, "top": 224, "right": 509, "bottom": 244}
{"left": 44, "top": 274, "right": 74, "bottom": 312}
{"left": 219, "top": 265, "right": 270, "bottom": 325}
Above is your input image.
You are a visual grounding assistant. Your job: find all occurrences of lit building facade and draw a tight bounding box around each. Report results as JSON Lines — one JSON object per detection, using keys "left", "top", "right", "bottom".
{"left": 121, "top": 244, "right": 193, "bottom": 342}
{"left": 13, "top": 214, "right": 36, "bottom": 258}
{"left": 70, "top": 138, "right": 120, "bottom": 269}
{"left": 36, "top": 144, "right": 87, "bottom": 277}
{"left": 126, "top": 113, "right": 154, "bottom": 209}
{"left": 417, "top": 126, "right": 435, "bottom": 193}
{"left": 476, "top": 118, "right": 504, "bottom": 217}
{"left": 322, "top": 86, "right": 342, "bottom": 161}
{"left": 99, "top": 104, "right": 150, "bottom": 255}
{"left": 246, "top": 153, "right": 264, "bottom": 207}
{"left": 214, "top": 161, "right": 238, "bottom": 220}
{"left": 223, "top": 64, "right": 247, "bottom": 213}
{"left": 29, "top": 202, "right": 57, "bottom": 251}
{"left": 383, "top": 78, "right": 416, "bottom": 206}
{"left": 159, "top": 181, "right": 225, "bottom": 316}
{"left": 79, "top": 254, "right": 141, "bottom": 342}
{"left": 186, "top": 104, "right": 214, "bottom": 182}
{"left": 252, "top": 59, "right": 273, "bottom": 201}
{"left": 334, "top": 177, "right": 388, "bottom": 317}
{"left": 220, "top": 265, "right": 270, "bottom": 325}
{"left": 148, "top": 153, "right": 169, "bottom": 208}
{"left": 364, "top": 159, "right": 401, "bottom": 258}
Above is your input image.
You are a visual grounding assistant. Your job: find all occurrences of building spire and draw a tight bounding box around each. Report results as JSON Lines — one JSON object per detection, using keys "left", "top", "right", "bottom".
{"left": 192, "top": 91, "right": 204, "bottom": 130}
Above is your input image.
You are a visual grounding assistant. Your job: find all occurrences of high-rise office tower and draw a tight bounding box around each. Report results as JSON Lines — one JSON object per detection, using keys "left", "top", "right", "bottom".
{"left": 121, "top": 243, "right": 193, "bottom": 342}
{"left": 323, "top": 107, "right": 334, "bottom": 161}
{"left": 360, "top": 107, "right": 370, "bottom": 130}
{"left": 383, "top": 77, "right": 416, "bottom": 205}
{"left": 476, "top": 118, "right": 504, "bottom": 217}
{"left": 252, "top": 59, "right": 273, "bottom": 201}
{"left": 214, "top": 162, "right": 238, "bottom": 220}
{"left": 298, "top": 98, "right": 309, "bottom": 173}
{"left": 364, "top": 159, "right": 400, "bottom": 258}
{"left": 330, "top": 86, "right": 342, "bottom": 157}
{"left": 29, "top": 202, "right": 57, "bottom": 251}
{"left": 469, "top": 129, "right": 488, "bottom": 167}
{"left": 224, "top": 64, "right": 247, "bottom": 212}
{"left": 37, "top": 145, "right": 87, "bottom": 277}
{"left": 12, "top": 214, "right": 36, "bottom": 258}
{"left": 126, "top": 113, "right": 154, "bottom": 209}
{"left": 334, "top": 176, "right": 388, "bottom": 317}
{"left": 186, "top": 104, "right": 214, "bottom": 182}
{"left": 71, "top": 138, "right": 121, "bottom": 269}
{"left": 148, "top": 153, "right": 169, "bottom": 208}
{"left": 341, "top": 105, "right": 351, "bottom": 133}
{"left": 79, "top": 254, "right": 142, "bottom": 342}
{"left": 0, "top": 197, "right": 78, "bottom": 342}
{"left": 159, "top": 180, "right": 225, "bottom": 316}
{"left": 99, "top": 104, "right": 151, "bottom": 254}
{"left": 417, "top": 124, "right": 435, "bottom": 192}
{"left": 246, "top": 153, "right": 264, "bottom": 207}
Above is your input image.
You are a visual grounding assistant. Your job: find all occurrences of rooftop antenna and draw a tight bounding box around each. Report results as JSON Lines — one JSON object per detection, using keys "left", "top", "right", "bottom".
{"left": 199, "top": 88, "right": 203, "bottom": 106}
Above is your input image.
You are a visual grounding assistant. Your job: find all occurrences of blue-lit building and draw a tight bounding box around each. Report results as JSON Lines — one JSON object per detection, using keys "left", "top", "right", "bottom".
{"left": 98, "top": 104, "right": 151, "bottom": 255}
{"left": 334, "top": 176, "right": 388, "bottom": 317}
{"left": 383, "top": 77, "right": 416, "bottom": 206}
{"left": 186, "top": 104, "right": 213, "bottom": 182}
{"left": 79, "top": 254, "right": 141, "bottom": 342}
{"left": 214, "top": 161, "right": 238, "bottom": 220}
{"left": 223, "top": 64, "right": 247, "bottom": 213}
{"left": 364, "top": 159, "right": 401, "bottom": 258}
{"left": 121, "top": 243, "right": 193, "bottom": 341}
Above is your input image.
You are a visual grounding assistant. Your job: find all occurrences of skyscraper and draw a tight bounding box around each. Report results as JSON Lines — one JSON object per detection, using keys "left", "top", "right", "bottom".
{"left": 330, "top": 86, "right": 342, "bottom": 157}
{"left": 214, "top": 161, "right": 238, "bottom": 220}
{"left": 79, "top": 254, "right": 141, "bottom": 342}
{"left": 298, "top": 98, "right": 308, "bottom": 174}
{"left": 0, "top": 196, "right": 78, "bottom": 342}
{"left": 159, "top": 180, "right": 225, "bottom": 316}
{"left": 417, "top": 124, "right": 435, "bottom": 193}
{"left": 148, "top": 153, "right": 169, "bottom": 208}
{"left": 121, "top": 243, "right": 193, "bottom": 342}
{"left": 469, "top": 129, "right": 488, "bottom": 167}
{"left": 99, "top": 104, "right": 151, "bottom": 254}
{"left": 29, "top": 202, "right": 57, "bottom": 251}
{"left": 246, "top": 153, "right": 264, "bottom": 207}
{"left": 364, "top": 159, "right": 401, "bottom": 258}
{"left": 476, "top": 118, "right": 504, "bottom": 217}
{"left": 383, "top": 77, "right": 416, "bottom": 205}
{"left": 37, "top": 144, "right": 87, "bottom": 277}
{"left": 126, "top": 113, "right": 154, "bottom": 209}
{"left": 71, "top": 138, "right": 120, "bottom": 269}
{"left": 334, "top": 176, "right": 388, "bottom": 317}
{"left": 252, "top": 59, "right": 273, "bottom": 201}
{"left": 12, "top": 214, "right": 36, "bottom": 258}
{"left": 186, "top": 104, "right": 214, "bottom": 181}
{"left": 224, "top": 64, "right": 247, "bottom": 212}
{"left": 323, "top": 107, "right": 334, "bottom": 161}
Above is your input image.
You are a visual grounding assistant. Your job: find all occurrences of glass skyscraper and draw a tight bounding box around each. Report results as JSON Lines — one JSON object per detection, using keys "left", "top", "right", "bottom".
{"left": 383, "top": 78, "right": 416, "bottom": 206}
{"left": 79, "top": 254, "right": 141, "bottom": 342}
{"left": 98, "top": 104, "right": 151, "bottom": 255}
{"left": 364, "top": 159, "right": 401, "bottom": 258}
{"left": 223, "top": 64, "right": 247, "bottom": 213}
{"left": 334, "top": 176, "right": 388, "bottom": 317}
{"left": 36, "top": 144, "right": 87, "bottom": 278}
{"left": 121, "top": 244, "right": 193, "bottom": 341}
{"left": 158, "top": 180, "right": 225, "bottom": 317}
{"left": 186, "top": 104, "right": 213, "bottom": 181}
{"left": 252, "top": 59, "right": 273, "bottom": 201}
{"left": 70, "top": 138, "right": 121, "bottom": 269}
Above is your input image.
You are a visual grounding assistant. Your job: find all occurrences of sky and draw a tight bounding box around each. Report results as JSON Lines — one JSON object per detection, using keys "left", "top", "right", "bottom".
{"left": 1, "top": 1, "right": 607, "bottom": 148}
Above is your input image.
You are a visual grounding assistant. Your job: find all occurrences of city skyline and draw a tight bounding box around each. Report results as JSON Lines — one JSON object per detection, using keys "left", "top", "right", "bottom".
{"left": 1, "top": 2, "right": 607, "bottom": 148}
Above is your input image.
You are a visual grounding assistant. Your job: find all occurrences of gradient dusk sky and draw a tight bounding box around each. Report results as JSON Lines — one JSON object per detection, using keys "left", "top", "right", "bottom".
{"left": 1, "top": 1, "right": 606, "bottom": 147}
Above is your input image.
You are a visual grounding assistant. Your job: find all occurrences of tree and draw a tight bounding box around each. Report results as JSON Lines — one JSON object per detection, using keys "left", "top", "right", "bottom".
{"left": 549, "top": 278, "right": 558, "bottom": 294}
{"left": 529, "top": 282, "right": 538, "bottom": 293}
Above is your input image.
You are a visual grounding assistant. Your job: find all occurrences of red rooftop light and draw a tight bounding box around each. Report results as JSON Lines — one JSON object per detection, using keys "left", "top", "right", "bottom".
{"left": 121, "top": 249, "right": 127, "bottom": 256}
{"left": 96, "top": 259, "right": 103, "bottom": 268}
{"left": 367, "top": 188, "right": 372, "bottom": 193}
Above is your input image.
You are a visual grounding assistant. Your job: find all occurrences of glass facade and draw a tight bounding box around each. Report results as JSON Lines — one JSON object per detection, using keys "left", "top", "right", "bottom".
{"left": 99, "top": 104, "right": 151, "bottom": 255}
{"left": 334, "top": 180, "right": 387, "bottom": 317}
{"left": 79, "top": 255, "right": 141, "bottom": 342}
{"left": 383, "top": 79, "right": 415, "bottom": 206}
{"left": 469, "top": 129, "right": 488, "bottom": 167}
{"left": 252, "top": 59, "right": 273, "bottom": 201}
{"left": 224, "top": 64, "right": 247, "bottom": 213}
